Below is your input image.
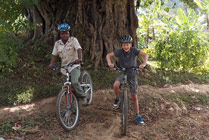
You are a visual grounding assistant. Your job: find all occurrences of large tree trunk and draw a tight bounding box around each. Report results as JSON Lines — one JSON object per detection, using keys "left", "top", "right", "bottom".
{"left": 26, "top": 0, "right": 139, "bottom": 69}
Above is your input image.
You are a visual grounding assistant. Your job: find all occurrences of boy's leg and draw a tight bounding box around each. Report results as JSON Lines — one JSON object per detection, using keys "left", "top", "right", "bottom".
{"left": 112, "top": 81, "right": 121, "bottom": 108}
{"left": 128, "top": 76, "right": 139, "bottom": 114}
{"left": 128, "top": 76, "right": 144, "bottom": 124}
{"left": 131, "top": 95, "right": 139, "bottom": 114}
{"left": 113, "top": 81, "right": 120, "bottom": 98}
{"left": 112, "top": 74, "right": 123, "bottom": 108}
{"left": 71, "top": 67, "right": 86, "bottom": 98}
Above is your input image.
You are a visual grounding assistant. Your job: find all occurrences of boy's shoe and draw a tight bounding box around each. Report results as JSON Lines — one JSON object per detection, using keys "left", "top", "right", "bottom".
{"left": 112, "top": 98, "right": 120, "bottom": 108}
{"left": 136, "top": 115, "right": 145, "bottom": 125}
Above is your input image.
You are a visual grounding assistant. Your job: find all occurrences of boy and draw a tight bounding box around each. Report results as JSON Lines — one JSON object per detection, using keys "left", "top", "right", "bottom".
{"left": 106, "top": 35, "right": 148, "bottom": 124}
{"left": 49, "top": 23, "right": 87, "bottom": 105}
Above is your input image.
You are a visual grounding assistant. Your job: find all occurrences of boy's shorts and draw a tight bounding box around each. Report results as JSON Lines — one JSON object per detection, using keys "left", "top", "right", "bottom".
{"left": 115, "top": 74, "right": 138, "bottom": 95}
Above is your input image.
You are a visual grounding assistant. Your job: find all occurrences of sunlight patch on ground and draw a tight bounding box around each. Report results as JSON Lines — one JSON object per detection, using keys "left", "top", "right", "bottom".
{"left": 2, "top": 103, "right": 35, "bottom": 112}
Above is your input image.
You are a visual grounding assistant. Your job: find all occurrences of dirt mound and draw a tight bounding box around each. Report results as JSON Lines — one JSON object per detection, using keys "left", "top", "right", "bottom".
{"left": 0, "top": 84, "right": 209, "bottom": 140}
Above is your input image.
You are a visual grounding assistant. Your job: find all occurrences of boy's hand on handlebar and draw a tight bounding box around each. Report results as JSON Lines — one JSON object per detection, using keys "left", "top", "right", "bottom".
{"left": 139, "top": 63, "right": 146, "bottom": 69}
{"left": 108, "top": 63, "right": 114, "bottom": 68}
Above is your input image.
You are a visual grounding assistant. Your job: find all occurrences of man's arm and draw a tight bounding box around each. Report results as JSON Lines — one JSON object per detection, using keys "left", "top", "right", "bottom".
{"left": 106, "top": 52, "right": 115, "bottom": 68}
{"left": 49, "top": 55, "right": 57, "bottom": 69}
{"left": 75, "top": 48, "right": 82, "bottom": 64}
{"left": 139, "top": 51, "right": 148, "bottom": 69}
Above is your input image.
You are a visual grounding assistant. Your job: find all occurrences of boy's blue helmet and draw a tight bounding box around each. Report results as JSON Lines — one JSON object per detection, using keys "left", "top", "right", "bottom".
{"left": 120, "top": 35, "right": 133, "bottom": 43}
{"left": 58, "top": 23, "right": 70, "bottom": 32}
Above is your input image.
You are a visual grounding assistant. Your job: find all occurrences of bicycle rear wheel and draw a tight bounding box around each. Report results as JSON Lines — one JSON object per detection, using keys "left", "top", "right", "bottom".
{"left": 79, "top": 70, "right": 93, "bottom": 105}
{"left": 56, "top": 89, "right": 80, "bottom": 131}
{"left": 121, "top": 89, "right": 128, "bottom": 136}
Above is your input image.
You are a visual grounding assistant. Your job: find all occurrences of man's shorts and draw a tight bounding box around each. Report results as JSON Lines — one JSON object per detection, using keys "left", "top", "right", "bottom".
{"left": 115, "top": 73, "right": 138, "bottom": 95}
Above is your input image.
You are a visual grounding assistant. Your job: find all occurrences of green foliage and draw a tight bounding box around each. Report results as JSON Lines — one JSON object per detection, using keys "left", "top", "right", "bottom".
{"left": 195, "top": 0, "right": 209, "bottom": 12}
{"left": 137, "top": 0, "right": 173, "bottom": 45}
{"left": 137, "top": 0, "right": 209, "bottom": 73}
{"left": 179, "top": 0, "right": 197, "bottom": 9}
{"left": 0, "top": 32, "right": 24, "bottom": 72}
{"left": 89, "top": 67, "right": 118, "bottom": 89}
{"left": 19, "top": 0, "right": 39, "bottom": 8}
{"left": 154, "top": 9, "right": 209, "bottom": 72}
{"left": 15, "top": 87, "right": 34, "bottom": 104}
{"left": 142, "top": 46, "right": 155, "bottom": 60}
{"left": 0, "top": 0, "right": 33, "bottom": 34}
{"left": 0, "top": 73, "right": 61, "bottom": 107}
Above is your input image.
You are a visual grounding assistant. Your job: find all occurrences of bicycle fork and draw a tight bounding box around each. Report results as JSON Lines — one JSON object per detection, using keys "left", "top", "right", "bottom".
{"left": 64, "top": 86, "right": 73, "bottom": 109}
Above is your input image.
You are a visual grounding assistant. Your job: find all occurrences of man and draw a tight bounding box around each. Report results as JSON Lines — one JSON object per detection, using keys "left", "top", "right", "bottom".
{"left": 49, "top": 23, "right": 87, "bottom": 104}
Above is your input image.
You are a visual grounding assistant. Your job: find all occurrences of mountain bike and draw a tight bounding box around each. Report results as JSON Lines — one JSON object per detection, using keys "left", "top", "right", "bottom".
{"left": 112, "top": 65, "right": 141, "bottom": 136}
{"left": 54, "top": 61, "right": 93, "bottom": 131}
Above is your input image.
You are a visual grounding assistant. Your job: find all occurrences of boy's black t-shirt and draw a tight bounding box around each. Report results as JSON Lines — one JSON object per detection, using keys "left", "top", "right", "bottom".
{"left": 114, "top": 47, "right": 140, "bottom": 77}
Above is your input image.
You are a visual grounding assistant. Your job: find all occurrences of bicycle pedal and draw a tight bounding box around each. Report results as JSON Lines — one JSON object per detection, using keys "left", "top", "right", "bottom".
{"left": 112, "top": 105, "right": 120, "bottom": 110}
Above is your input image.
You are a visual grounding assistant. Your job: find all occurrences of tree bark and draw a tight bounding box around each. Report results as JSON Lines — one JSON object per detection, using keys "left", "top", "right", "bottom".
{"left": 26, "top": 0, "right": 139, "bottom": 69}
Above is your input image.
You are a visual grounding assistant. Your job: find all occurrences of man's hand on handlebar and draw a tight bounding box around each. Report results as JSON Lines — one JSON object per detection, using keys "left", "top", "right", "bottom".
{"left": 75, "top": 59, "right": 82, "bottom": 64}
{"left": 49, "top": 63, "right": 53, "bottom": 70}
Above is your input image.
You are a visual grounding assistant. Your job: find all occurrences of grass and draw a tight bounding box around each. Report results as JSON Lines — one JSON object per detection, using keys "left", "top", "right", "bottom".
{"left": 1, "top": 65, "right": 208, "bottom": 107}
{"left": 162, "top": 92, "right": 209, "bottom": 107}
{"left": 0, "top": 44, "right": 208, "bottom": 107}
{"left": 196, "top": 94, "right": 209, "bottom": 105}
{"left": 139, "top": 68, "right": 209, "bottom": 86}
{"left": 0, "top": 113, "right": 55, "bottom": 137}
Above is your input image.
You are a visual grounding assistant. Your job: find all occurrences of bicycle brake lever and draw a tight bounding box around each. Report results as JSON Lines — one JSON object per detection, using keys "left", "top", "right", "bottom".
{"left": 80, "top": 61, "right": 84, "bottom": 66}
{"left": 53, "top": 65, "right": 58, "bottom": 71}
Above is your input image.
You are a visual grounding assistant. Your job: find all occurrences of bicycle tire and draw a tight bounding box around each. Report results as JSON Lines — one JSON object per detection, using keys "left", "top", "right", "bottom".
{"left": 79, "top": 70, "right": 93, "bottom": 105}
{"left": 121, "top": 89, "right": 128, "bottom": 136}
{"left": 56, "top": 88, "right": 80, "bottom": 131}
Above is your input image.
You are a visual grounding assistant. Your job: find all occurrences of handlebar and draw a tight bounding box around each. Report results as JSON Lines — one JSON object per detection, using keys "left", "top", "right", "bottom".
{"left": 53, "top": 61, "right": 84, "bottom": 71}
{"left": 111, "top": 65, "right": 142, "bottom": 72}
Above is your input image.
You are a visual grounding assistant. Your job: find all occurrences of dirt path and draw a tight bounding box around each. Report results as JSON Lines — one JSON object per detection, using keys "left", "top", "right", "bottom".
{"left": 0, "top": 83, "right": 209, "bottom": 140}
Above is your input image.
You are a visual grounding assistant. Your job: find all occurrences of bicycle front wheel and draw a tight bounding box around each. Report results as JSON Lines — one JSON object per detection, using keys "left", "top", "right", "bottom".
{"left": 79, "top": 70, "right": 93, "bottom": 105}
{"left": 121, "top": 89, "right": 128, "bottom": 136}
{"left": 56, "top": 89, "right": 80, "bottom": 131}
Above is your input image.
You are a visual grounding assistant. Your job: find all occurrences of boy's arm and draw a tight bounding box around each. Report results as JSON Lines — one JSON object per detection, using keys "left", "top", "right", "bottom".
{"left": 49, "top": 55, "right": 57, "bottom": 70}
{"left": 106, "top": 52, "right": 115, "bottom": 68}
{"left": 139, "top": 51, "right": 148, "bottom": 69}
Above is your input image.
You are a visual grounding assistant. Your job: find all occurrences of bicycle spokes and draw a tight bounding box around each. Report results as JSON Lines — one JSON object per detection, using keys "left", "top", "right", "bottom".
{"left": 56, "top": 89, "right": 80, "bottom": 130}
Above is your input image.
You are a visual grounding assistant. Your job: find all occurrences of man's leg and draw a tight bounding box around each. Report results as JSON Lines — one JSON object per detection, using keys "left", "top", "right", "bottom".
{"left": 71, "top": 67, "right": 86, "bottom": 98}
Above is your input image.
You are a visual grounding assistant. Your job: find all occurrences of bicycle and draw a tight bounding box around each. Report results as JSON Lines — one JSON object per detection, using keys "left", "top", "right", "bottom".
{"left": 53, "top": 61, "right": 93, "bottom": 131}
{"left": 112, "top": 65, "right": 141, "bottom": 136}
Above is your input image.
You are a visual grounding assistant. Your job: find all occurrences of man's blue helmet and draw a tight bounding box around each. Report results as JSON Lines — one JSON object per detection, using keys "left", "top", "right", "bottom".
{"left": 58, "top": 23, "right": 70, "bottom": 32}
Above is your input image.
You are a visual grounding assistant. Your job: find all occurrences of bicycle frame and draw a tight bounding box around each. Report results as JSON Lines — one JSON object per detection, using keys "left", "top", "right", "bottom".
{"left": 120, "top": 71, "right": 129, "bottom": 136}
{"left": 112, "top": 65, "right": 141, "bottom": 136}
{"left": 55, "top": 61, "right": 93, "bottom": 131}
{"left": 62, "top": 68, "right": 92, "bottom": 108}
{"left": 120, "top": 71, "right": 129, "bottom": 91}
{"left": 63, "top": 72, "right": 73, "bottom": 109}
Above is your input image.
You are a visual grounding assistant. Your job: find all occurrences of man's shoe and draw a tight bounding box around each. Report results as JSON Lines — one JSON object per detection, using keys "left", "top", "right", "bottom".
{"left": 81, "top": 97, "right": 88, "bottom": 106}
